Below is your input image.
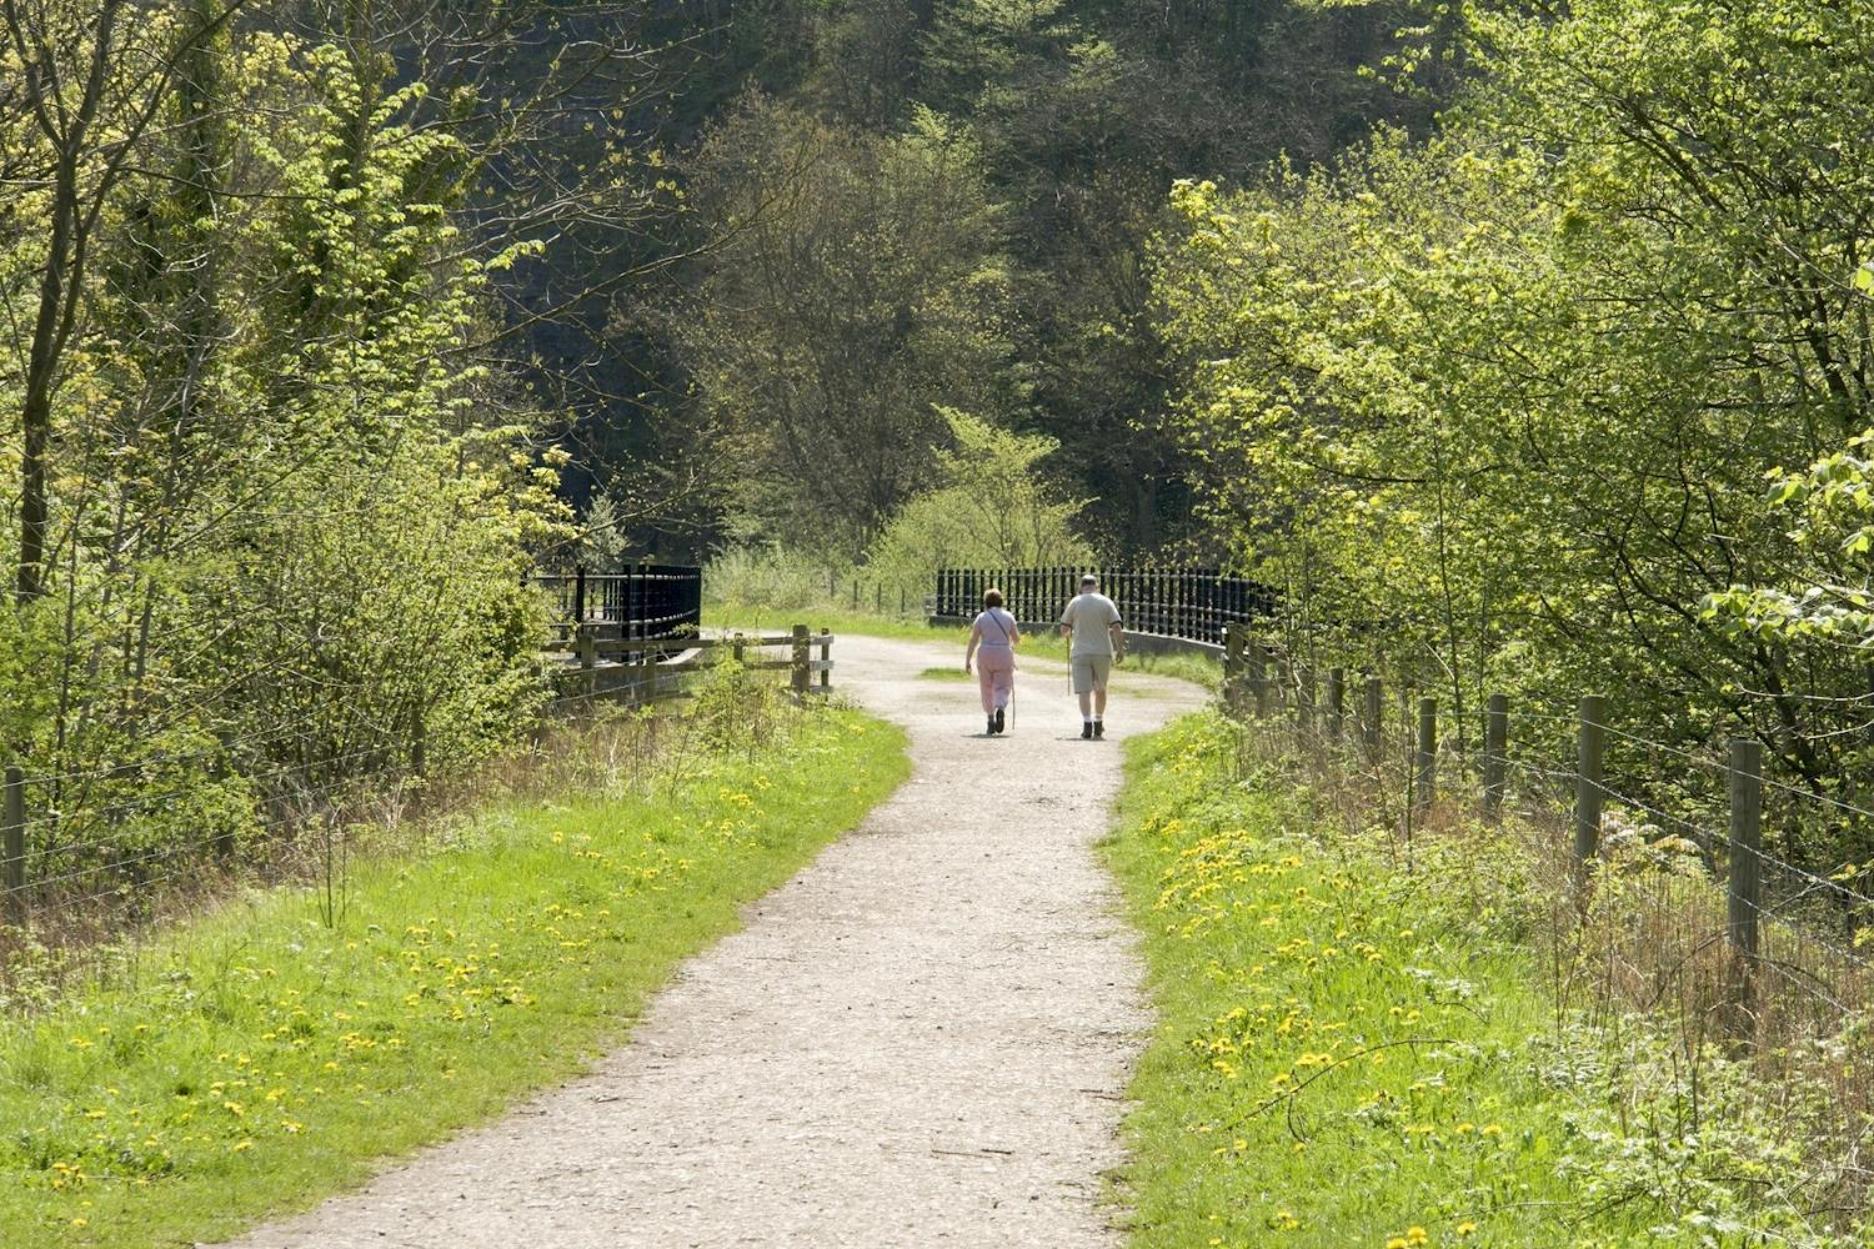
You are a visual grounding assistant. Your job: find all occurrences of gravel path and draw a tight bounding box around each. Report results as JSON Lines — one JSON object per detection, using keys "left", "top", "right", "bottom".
{"left": 210, "top": 634, "right": 1206, "bottom": 1249}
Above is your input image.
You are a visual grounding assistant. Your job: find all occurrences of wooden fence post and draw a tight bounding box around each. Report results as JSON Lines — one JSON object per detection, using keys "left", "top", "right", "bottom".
{"left": 577, "top": 624, "right": 598, "bottom": 699}
{"left": 732, "top": 632, "right": 746, "bottom": 666}
{"left": 1223, "top": 625, "right": 1247, "bottom": 714}
{"left": 1575, "top": 695, "right": 1607, "bottom": 872}
{"left": 1299, "top": 666, "right": 1317, "bottom": 737}
{"left": 1415, "top": 697, "right": 1437, "bottom": 815}
{"left": 819, "top": 628, "right": 832, "bottom": 692}
{"left": 1362, "top": 674, "right": 1383, "bottom": 764}
{"left": 4, "top": 766, "right": 24, "bottom": 925}
{"left": 1326, "top": 667, "right": 1345, "bottom": 743}
{"left": 791, "top": 624, "right": 811, "bottom": 696}
{"left": 211, "top": 731, "right": 237, "bottom": 862}
{"left": 411, "top": 713, "right": 428, "bottom": 779}
{"left": 1483, "top": 693, "right": 1508, "bottom": 822}
{"left": 573, "top": 564, "right": 587, "bottom": 624}
{"left": 1251, "top": 644, "right": 1271, "bottom": 717}
{"left": 1725, "top": 737, "right": 1763, "bottom": 1041}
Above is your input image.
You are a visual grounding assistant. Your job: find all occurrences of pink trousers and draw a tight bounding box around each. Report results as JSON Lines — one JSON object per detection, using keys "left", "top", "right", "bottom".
{"left": 976, "top": 649, "right": 1015, "bottom": 713}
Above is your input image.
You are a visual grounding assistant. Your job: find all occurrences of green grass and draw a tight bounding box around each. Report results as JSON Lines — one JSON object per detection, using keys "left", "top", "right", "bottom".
{"left": 917, "top": 666, "right": 973, "bottom": 682}
{"left": 0, "top": 708, "right": 908, "bottom": 1248}
{"left": 1104, "top": 712, "right": 1844, "bottom": 1249}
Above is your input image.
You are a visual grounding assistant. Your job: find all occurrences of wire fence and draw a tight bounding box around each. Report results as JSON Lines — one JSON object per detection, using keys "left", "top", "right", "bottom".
{"left": 1218, "top": 627, "right": 1874, "bottom": 1224}
{"left": 0, "top": 612, "right": 836, "bottom": 999}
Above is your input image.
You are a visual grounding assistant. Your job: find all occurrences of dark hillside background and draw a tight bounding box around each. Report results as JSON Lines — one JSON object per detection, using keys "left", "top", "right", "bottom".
{"left": 525, "top": 0, "right": 1453, "bottom": 562}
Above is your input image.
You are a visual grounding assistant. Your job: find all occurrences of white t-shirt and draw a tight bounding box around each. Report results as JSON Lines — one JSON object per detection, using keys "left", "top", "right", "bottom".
{"left": 1060, "top": 592, "right": 1121, "bottom": 657}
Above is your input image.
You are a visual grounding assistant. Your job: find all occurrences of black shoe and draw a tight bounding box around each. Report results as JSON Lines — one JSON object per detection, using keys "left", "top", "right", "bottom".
{"left": 1081, "top": 722, "right": 1093, "bottom": 739}
{"left": 994, "top": 708, "right": 1005, "bottom": 734}
{"left": 1094, "top": 720, "right": 1105, "bottom": 739}
{"left": 987, "top": 716, "right": 997, "bottom": 735}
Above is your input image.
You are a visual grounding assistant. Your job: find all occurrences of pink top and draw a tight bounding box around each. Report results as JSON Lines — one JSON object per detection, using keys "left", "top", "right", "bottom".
{"left": 973, "top": 608, "right": 1018, "bottom": 650}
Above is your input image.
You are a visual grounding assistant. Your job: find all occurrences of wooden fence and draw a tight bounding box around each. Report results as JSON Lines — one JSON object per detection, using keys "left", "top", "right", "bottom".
{"left": 540, "top": 626, "right": 837, "bottom": 707}
{"left": 933, "top": 566, "right": 1272, "bottom": 644}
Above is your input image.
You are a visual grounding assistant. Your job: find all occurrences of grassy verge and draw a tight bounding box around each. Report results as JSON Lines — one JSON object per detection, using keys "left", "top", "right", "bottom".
{"left": 917, "top": 666, "right": 972, "bottom": 682}
{"left": 0, "top": 707, "right": 908, "bottom": 1248}
{"left": 1105, "top": 711, "right": 1850, "bottom": 1249}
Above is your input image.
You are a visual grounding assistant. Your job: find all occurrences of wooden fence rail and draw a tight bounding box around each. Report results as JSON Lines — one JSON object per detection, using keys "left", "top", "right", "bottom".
{"left": 539, "top": 626, "right": 836, "bottom": 707}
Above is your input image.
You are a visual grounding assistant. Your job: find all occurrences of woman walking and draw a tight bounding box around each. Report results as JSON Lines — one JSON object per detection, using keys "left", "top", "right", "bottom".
{"left": 965, "top": 588, "right": 1021, "bottom": 735}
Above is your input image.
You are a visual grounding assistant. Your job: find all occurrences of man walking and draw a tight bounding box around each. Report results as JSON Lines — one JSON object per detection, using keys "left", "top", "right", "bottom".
{"left": 1060, "top": 573, "right": 1125, "bottom": 739}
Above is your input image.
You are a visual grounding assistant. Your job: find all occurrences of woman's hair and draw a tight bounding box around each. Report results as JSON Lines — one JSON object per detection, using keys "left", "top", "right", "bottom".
{"left": 983, "top": 588, "right": 1004, "bottom": 609}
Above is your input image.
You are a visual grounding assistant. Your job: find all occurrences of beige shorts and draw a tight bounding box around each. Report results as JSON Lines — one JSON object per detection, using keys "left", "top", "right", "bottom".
{"left": 1071, "top": 654, "right": 1112, "bottom": 695}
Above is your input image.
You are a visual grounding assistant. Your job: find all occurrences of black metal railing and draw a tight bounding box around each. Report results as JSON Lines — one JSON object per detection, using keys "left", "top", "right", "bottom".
{"left": 533, "top": 563, "right": 702, "bottom": 640}
{"left": 933, "top": 566, "right": 1272, "bottom": 647}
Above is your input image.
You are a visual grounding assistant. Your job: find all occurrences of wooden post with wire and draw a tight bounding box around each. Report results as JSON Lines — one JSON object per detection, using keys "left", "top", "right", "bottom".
{"left": 4, "top": 766, "right": 24, "bottom": 925}
{"left": 411, "top": 713, "right": 428, "bottom": 779}
{"left": 1223, "top": 625, "right": 1248, "bottom": 714}
{"left": 1326, "top": 667, "right": 1345, "bottom": 744}
{"left": 577, "top": 624, "right": 598, "bottom": 700}
{"left": 1414, "top": 697, "right": 1437, "bottom": 815}
{"left": 819, "top": 628, "right": 832, "bottom": 693}
{"left": 1724, "top": 737, "right": 1763, "bottom": 1042}
{"left": 1251, "top": 644, "right": 1271, "bottom": 717}
{"left": 791, "top": 624, "right": 811, "bottom": 697}
{"left": 1361, "top": 674, "right": 1383, "bottom": 764}
{"left": 639, "top": 627, "right": 656, "bottom": 702}
{"left": 212, "top": 730, "right": 238, "bottom": 862}
{"left": 1299, "top": 666, "right": 1317, "bottom": 737}
{"left": 1483, "top": 693, "right": 1508, "bottom": 822}
{"left": 1575, "top": 695, "right": 1607, "bottom": 875}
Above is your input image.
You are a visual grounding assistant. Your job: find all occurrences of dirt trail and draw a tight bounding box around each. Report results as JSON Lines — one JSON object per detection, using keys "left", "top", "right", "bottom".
{"left": 210, "top": 634, "right": 1206, "bottom": 1248}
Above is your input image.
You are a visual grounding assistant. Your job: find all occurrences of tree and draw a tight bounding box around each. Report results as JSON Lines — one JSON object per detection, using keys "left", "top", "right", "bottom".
{"left": 657, "top": 94, "right": 1020, "bottom": 554}
{"left": 1155, "top": 0, "right": 1874, "bottom": 871}
{"left": 866, "top": 406, "right": 1090, "bottom": 602}
{"left": 1, "top": 0, "right": 250, "bottom": 603}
